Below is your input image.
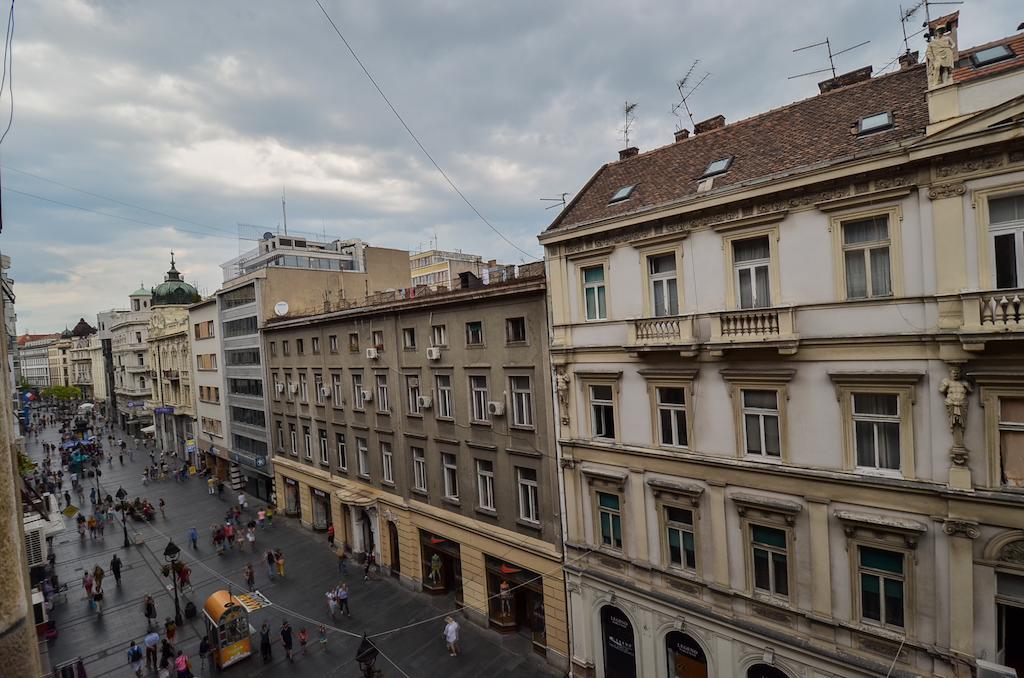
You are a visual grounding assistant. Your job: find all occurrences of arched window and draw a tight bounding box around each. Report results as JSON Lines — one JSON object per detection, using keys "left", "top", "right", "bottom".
{"left": 747, "top": 664, "right": 789, "bottom": 678}
{"left": 600, "top": 605, "right": 636, "bottom": 678}
{"left": 665, "top": 631, "right": 707, "bottom": 678}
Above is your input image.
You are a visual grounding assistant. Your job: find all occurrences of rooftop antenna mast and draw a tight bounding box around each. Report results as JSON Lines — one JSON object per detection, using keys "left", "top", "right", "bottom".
{"left": 788, "top": 37, "right": 871, "bottom": 80}
{"left": 281, "top": 187, "right": 288, "bottom": 235}
{"left": 620, "top": 101, "right": 638, "bottom": 148}
{"left": 671, "top": 60, "right": 711, "bottom": 130}
{"left": 540, "top": 193, "right": 571, "bottom": 210}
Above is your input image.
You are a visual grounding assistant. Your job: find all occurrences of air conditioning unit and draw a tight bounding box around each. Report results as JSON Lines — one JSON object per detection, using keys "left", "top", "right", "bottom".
{"left": 360, "top": 389, "right": 374, "bottom": 402}
{"left": 426, "top": 346, "right": 442, "bottom": 360}
{"left": 417, "top": 395, "right": 433, "bottom": 409}
{"left": 365, "top": 347, "right": 379, "bottom": 360}
{"left": 288, "top": 384, "right": 298, "bottom": 394}
{"left": 977, "top": 660, "right": 1019, "bottom": 678}
{"left": 276, "top": 383, "right": 285, "bottom": 393}
{"left": 320, "top": 387, "right": 331, "bottom": 398}
{"left": 487, "top": 400, "right": 505, "bottom": 416}
{"left": 24, "top": 527, "right": 45, "bottom": 568}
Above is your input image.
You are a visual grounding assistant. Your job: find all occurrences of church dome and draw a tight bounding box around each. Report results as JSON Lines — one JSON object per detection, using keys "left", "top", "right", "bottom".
{"left": 71, "top": 318, "right": 96, "bottom": 337}
{"left": 60, "top": 326, "right": 73, "bottom": 339}
{"left": 151, "top": 253, "right": 200, "bottom": 307}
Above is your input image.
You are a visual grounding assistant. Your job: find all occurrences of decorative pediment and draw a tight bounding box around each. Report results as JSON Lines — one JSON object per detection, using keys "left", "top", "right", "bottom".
{"left": 647, "top": 479, "right": 704, "bottom": 506}
{"left": 834, "top": 509, "right": 927, "bottom": 548}
{"left": 1000, "top": 540, "right": 1024, "bottom": 565}
{"left": 731, "top": 493, "right": 802, "bottom": 525}
{"left": 580, "top": 465, "right": 627, "bottom": 489}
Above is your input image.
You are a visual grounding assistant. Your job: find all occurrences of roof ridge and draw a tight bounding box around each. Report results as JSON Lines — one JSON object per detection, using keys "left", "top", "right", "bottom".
{"left": 959, "top": 31, "right": 1024, "bottom": 56}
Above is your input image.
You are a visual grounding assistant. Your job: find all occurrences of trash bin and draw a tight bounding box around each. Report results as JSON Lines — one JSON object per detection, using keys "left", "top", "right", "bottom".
{"left": 134, "top": 532, "right": 144, "bottom": 545}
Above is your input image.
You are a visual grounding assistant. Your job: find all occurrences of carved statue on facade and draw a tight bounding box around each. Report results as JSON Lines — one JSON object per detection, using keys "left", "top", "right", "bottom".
{"left": 555, "top": 367, "right": 571, "bottom": 425}
{"left": 925, "top": 28, "right": 957, "bottom": 88}
{"left": 939, "top": 365, "right": 973, "bottom": 465}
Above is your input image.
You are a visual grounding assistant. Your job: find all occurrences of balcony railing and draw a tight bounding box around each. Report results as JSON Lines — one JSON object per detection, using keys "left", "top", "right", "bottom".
{"left": 627, "top": 315, "right": 696, "bottom": 352}
{"left": 710, "top": 306, "right": 798, "bottom": 354}
{"left": 961, "top": 289, "right": 1024, "bottom": 332}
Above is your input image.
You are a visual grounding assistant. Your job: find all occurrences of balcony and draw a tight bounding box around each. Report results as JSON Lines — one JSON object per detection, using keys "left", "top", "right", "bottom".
{"left": 709, "top": 306, "right": 798, "bottom": 355}
{"left": 960, "top": 289, "right": 1024, "bottom": 350}
{"left": 163, "top": 369, "right": 180, "bottom": 380}
{"left": 125, "top": 364, "right": 148, "bottom": 373}
{"left": 626, "top": 316, "right": 697, "bottom": 357}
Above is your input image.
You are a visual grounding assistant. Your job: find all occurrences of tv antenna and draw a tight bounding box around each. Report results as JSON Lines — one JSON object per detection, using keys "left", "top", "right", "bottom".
{"left": 540, "top": 193, "right": 571, "bottom": 210}
{"left": 620, "top": 101, "right": 638, "bottom": 148}
{"left": 788, "top": 37, "right": 871, "bottom": 80}
{"left": 671, "top": 60, "right": 711, "bottom": 130}
{"left": 901, "top": 0, "right": 963, "bottom": 29}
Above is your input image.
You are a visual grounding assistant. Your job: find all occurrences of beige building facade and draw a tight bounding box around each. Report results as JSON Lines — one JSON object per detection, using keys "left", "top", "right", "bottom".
{"left": 263, "top": 270, "right": 569, "bottom": 669}
{"left": 540, "top": 16, "right": 1024, "bottom": 678}
{"left": 108, "top": 286, "right": 155, "bottom": 434}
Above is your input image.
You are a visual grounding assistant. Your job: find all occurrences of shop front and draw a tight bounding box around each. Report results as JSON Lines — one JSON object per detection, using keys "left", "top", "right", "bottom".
{"left": 485, "top": 555, "right": 547, "bottom": 656}
{"left": 601, "top": 604, "right": 637, "bottom": 678}
{"left": 282, "top": 477, "right": 300, "bottom": 515}
{"left": 666, "top": 631, "right": 708, "bottom": 678}
{"left": 419, "top": 530, "right": 463, "bottom": 606}
{"left": 310, "top": 487, "right": 330, "bottom": 530}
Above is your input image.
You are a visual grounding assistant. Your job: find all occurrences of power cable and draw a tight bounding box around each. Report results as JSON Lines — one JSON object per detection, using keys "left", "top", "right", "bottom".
{"left": 0, "top": 0, "right": 14, "bottom": 146}
{"left": 311, "top": 0, "right": 540, "bottom": 263}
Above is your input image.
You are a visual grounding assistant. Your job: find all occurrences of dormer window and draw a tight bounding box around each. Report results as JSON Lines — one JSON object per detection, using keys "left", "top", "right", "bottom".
{"left": 969, "top": 45, "right": 1014, "bottom": 68}
{"left": 701, "top": 157, "right": 732, "bottom": 178}
{"left": 609, "top": 185, "right": 635, "bottom": 204}
{"left": 857, "top": 112, "right": 893, "bottom": 135}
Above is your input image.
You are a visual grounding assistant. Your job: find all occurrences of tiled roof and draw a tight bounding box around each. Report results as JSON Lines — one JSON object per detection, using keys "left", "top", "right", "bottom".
{"left": 954, "top": 32, "right": 1024, "bottom": 85}
{"left": 546, "top": 64, "right": 929, "bottom": 233}
{"left": 17, "top": 333, "right": 59, "bottom": 346}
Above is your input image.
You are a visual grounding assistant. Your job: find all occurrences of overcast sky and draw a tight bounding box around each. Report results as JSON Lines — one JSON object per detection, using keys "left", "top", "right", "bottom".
{"left": 1, "top": 0, "right": 1019, "bottom": 332}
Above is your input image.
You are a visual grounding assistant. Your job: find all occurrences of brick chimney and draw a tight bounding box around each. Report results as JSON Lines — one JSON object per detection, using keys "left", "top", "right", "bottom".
{"left": 898, "top": 50, "right": 919, "bottom": 70}
{"left": 618, "top": 146, "right": 639, "bottom": 160}
{"left": 818, "top": 66, "right": 873, "bottom": 94}
{"left": 693, "top": 115, "right": 725, "bottom": 134}
{"left": 673, "top": 129, "right": 690, "bottom": 142}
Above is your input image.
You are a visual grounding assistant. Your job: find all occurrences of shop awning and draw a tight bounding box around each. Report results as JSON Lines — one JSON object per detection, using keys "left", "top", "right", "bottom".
{"left": 141, "top": 425, "right": 156, "bottom": 434}
{"left": 335, "top": 486, "right": 375, "bottom": 507}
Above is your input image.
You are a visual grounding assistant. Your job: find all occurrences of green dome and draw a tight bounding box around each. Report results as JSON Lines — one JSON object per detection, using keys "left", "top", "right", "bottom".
{"left": 151, "top": 253, "right": 200, "bottom": 307}
{"left": 60, "top": 326, "right": 73, "bottom": 339}
{"left": 130, "top": 283, "right": 151, "bottom": 297}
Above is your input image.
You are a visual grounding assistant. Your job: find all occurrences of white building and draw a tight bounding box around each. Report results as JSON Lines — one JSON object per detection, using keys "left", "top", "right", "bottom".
{"left": 17, "top": 335, "right": 59, "bottom": 388}
{"left": 188, "top": 298, "right": 227, "bottom": 477}
{"left": 105, "top": 285, "right": 155, "bottom": 435}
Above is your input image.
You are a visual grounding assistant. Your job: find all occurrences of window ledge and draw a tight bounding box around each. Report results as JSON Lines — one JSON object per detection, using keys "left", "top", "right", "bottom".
{"left": 381, "top": 480, "right": 396, "bottom": 488}
{"left": 515, "top": 518, "right": 542, "bottom": 532}
{"left": 411, "top": 488, "right": 428, "bottom": 498}
{"left": 475, "top": 506, "right": 497, "bottom": 518}
{"left": 442, "top": 497, "right": 461, "bottom": 508}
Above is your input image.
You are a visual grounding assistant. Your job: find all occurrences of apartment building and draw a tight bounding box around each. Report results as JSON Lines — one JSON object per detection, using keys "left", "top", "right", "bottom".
{"left": 189, "top": 298, "right": 228, "bottom": 477}
{"left": 204, "top": 233, "right": 409, "bottom": 501}
{"left": 103, "top": 285, "right": 155, "bottom": 435}
{"left": 539, "top": 14, "right": 1024, "bottom": 678}
{"left": 263, "top": 268, "right": 569, "bottom": 669}
{"left": 47, "top": 330, "right": 72, "bottom": 388}
{"left": 18, "top": 334, "right": 59, "bottom": 388}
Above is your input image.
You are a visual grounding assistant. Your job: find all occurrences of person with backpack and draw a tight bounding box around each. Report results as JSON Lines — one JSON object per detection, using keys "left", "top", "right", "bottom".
{"left": 110, "top": 554, "right": 122, "bottom": 586}
{"left": 127, "top": 640, "right": 144, "bottom": 677}
{"left": 143, "top": 594, "right": 157, "bottom": 628}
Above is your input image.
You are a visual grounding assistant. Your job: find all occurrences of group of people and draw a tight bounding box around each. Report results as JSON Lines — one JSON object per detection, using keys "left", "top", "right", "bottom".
{"left": 79, "top": 556, "right": 122, "bottom": 615}
{"left": 258, "top": 620, "right": 327, "bottom": 663}
{"left": 127, "top": 614, "right": 207, "bottom": 678}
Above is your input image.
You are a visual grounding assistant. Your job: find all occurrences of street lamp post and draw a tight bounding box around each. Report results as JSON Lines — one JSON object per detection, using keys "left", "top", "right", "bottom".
{"left": 163, "top": 540, "right": 184, "bottom": 626}
{"left": 355, "top": 634, "right": 379, "bottom": 678}
{"left": 116, "top": 487, "right": 129, "bottom": 548}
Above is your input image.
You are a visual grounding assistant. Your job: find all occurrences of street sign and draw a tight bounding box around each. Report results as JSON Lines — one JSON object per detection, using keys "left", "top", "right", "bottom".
{"left": 153, "top": 406, "right": 174, "bottom": 415}
{"left": 125, "top": 401, "right": 145, "bottom": 409}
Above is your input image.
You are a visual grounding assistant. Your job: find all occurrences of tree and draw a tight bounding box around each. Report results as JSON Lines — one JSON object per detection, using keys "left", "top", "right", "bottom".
{"left": 41, "top": 385, "right": 82, "bottom": 401}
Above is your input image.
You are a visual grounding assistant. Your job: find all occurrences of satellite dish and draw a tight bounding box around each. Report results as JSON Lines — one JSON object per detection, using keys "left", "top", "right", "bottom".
{"left": 262, "top": 231, "right": 274, "bottom": 240}
{"left": 274, "top": 301, "right": 289, "bottom": 316}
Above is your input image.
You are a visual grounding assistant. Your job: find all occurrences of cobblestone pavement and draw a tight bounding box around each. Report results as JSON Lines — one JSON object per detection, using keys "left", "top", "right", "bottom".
{"left": 32, "top": 419, "right": 561, "bottom": 678}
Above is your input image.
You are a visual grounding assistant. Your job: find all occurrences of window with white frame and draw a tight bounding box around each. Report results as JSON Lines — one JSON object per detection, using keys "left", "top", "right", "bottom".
{"left": 312, "top": 336, "right": 320, "bottom": 354}
{"left": 371, "top": 330, "right": 384, "bottom": 350}
{"left": 742, "top": 389, "right": 780, "bottom": 458}
{"left": 665, "top": 505, "right": 696, "bottom": 570}
{"left": 406, "top": 375, "right": 421, "bottom": 414}
{"left": 470, "top": 375, "right": 490, "bottom": 423}
{"left": 375, "top": 373, "right": 390, "bottom": 413}
{"left": 285, "top": 374, "right": 294, "bottom": 401}
{"left": 597, "top": 491, "right": 622, "bottom": 549}
{"left": 999, "top": 395, "right": 1024, "bottom": 487}
{"left": 510, "top": 375, "right": 533, "bottom": 427}
{"left": 412, "top": 447, "right": 427, "bottom": 492}
{"left": 733, "top": 236, "right": 772, "bottom": 309}
{"left": 431, "top": 324, "right": 448, "bottom": 346}
{"left": 505, "top": 317, "right": 527, "bottom": 343}
{"left": 842, "top": 215, "right": 892, "bottom": 298}
{"left": 289, "top": 423, "right": 297, "bottom": 456}
{"left": 582, "top": 264, "right": 607, "bottom": 320}
{"left": 272, "top": 372, "right": 280, "bottom": 400}
{"left": 276, "top": 421, "right": 284, "bottom": 449}
{"left": 381, "top": 442, "right": 394, "bottom": 483}
{"left": 465, "top": 321, "right": 484, "bottom": 346}
{"left": 298, "top": 373, "right": 308, "bottom": 403}
{"left": 436, "top": 374, "right": 453, "bottom": 419}
{"left": 656, "top": 386, "right": 687, "bottom": 447}
{"left": 989, "top": 194, "right": 1024, "bottom": 289}
{"left": 858, "top": 545, "right": 905, "bottom": 629}
{"left": 442, "top": 453, "right": 459, "bottom": 500}
{"left": 319, "top": 429, "right": 329, "bottom": 465}
{"left": 315, "top": 373, "right": 324, "bottom": 404}
{"left": 352, "top": 373, "right": 364, "bottom": 410}
{"left": 303, "top": 425, "right": 312, "bottom": 460}
{"left": 356, "top": 437, "right": 369, "bottom": 477}
{"left": 517, "top": 467, "right": 539, "bottom": 524}
{"left": 853, "top": 393, "right": 901, "bottom": 472}
{"left": 329, "top": 334, "right": 338, "bottom": 353}
{"left": 648, "top": 253, "right": 679, "bottom": 317}
{"left": 590, "top": 384, "right": 616, "bottom": 439}
{"left": 332, "top": 373, "right": 343, "bottom": 404}
{"left": 336, "top": 433, "right": 347, "bottom": 471}
{"left": 402, "top": 327, "right": 416, "bottom": 349}
{"left": 751, "top": 524, "right": 789, "bottom": 599}
{"left": 476, "top": 459, "right": 495, "bottom": 510}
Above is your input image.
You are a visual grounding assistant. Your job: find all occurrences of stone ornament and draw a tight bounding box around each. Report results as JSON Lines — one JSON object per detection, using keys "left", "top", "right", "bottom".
{"left": 999, "top": 540, "right": 1024, "bottom": 564}
{"left": 925, "top": 27, "right": 957, "bottom": 88}
{"left": 942, "top": 520, "right": 980, "bottom": 539}
{"left": 927, "top": 182, "right": 966, "bottom": 200}
{"left": 555, "top": 367, "right": 571, "bottom": 425}
{"left": 939, "top": 365, "right": 972, "bottom": 465}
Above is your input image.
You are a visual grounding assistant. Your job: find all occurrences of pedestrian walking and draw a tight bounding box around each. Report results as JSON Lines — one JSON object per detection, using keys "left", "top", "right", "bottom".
{"left": 318, "top": 624, "right": 328, "bottom": 652}
{"left": 280, "top": 621, "right": 294, "bottom": 662}
{"left": 63, "top": 490, "right": 71, "bottom": 509}
{"left": 244, "top": 563, "right": 256, "bottom": 592}
{"left": 198, "top": 637, "right": 210, "bottom": 671}
{"left": 82, "top": 572, "right": 94, "bottom": 602}
{"left": 119, "top": 450, "right": 124, "bottom": 465}
{"left": 246, "top": 526, "right": 256, "bottom": 551}
{"left": 160, "top": 638, "right": 174, "bottom": 668}
{"left": 237, "top": 492, "right": 247, "bottom": 512}
{"left": 443, "top": 616, "right": 460, "bottom": 656}
{"left": 207, "top": 476, "right": 216, "bottom": 495}
{"left": 275, "top": 548, "right": 285, "bottom": 578}
{"left": 144, "top": 631, "right": 160, "bottom": 672}
{"left": 127, "top": 640, "right": 144, "bottom": 677}
{"left": 110, "top": 554, "right": 122, "bottom": 586}
{"left": 259, "top": 622, "right": 272, "bottom": 663}
{"left": 158, "top": 497, "right": 166, "bottom": 519}
{"left": 174, "top": 650, "right": 190, "bottom": 678}
{"left": 265, "top": 549, "right": 276, "bottom": 580}
{"left": 337, "top": 583, "right": 351, "bottom": 617}
{"left": 93, "top": 587, "right": 104, "bottom": 615}
{"left": 363, "top": 557, "right": 371, "bottom": 582}
{"left": 337, "top": 546, "right": 349, "bottom": 575}
{"left": 188, "top": 526, "right": 199, "bottom": 550}
{"left": 164, "top": 617, "right": 177, "bottom": 647}
{"left": 257, "top": 508, "right": 266, "bottom": 528}
{"left": 93, "top": 563, "right": 105, "bottom": 591}
{"left": 265, "top": 507, "right": 273, "bottom": 527}
{"left": 326, "top": 589, "right": 337, "bottom": 619}
{"left": 327, "top": 523, "right": 335, "bottom": 547}
{"left": 298, "top": 627, "right": 308, "bottom": 656}
{"left": 143, "top": 595, "right": 157, "bottom": 628}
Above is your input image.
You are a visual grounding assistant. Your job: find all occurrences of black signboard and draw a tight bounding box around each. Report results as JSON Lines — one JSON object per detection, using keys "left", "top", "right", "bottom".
{"left": 747, "top": 664, "right": 789, "bottom": 678}
{"left": 666, "top": 631, "right": 708, "bottom": 678}
{"left": 600, "top": 605, "right": 637, "bottom": 678}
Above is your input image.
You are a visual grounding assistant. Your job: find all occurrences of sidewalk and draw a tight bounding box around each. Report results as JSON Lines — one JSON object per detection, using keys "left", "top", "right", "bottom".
{"left": 32, "top": 420, "right": 560, "bottom": 677}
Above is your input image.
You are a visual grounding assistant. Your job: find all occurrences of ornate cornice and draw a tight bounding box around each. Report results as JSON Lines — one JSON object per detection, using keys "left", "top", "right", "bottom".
{"left": 927, "top": 182, "right": 966, "bottom": 200}
{"left": 943, "top": 519, "right": 980, "bottom": 539}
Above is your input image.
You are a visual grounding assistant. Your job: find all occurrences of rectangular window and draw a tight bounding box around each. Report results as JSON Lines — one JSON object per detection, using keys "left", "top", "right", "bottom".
{"left": 506, "top": 317, "right": 527, "bottom": 343}
{"left": 476, "top": 459, "right": 495, "bottom": 510}
{"left": 223, "top": 316, "right": 259, "bottom": 338}
{"left": 859, "top": 546, "right": 905, "bottom": 628}
{"left": 381, "top": 442, "right": 394, "bottom": 483}
{"left": 221, "top": 284, "right": 256, "bottom": 309}
{"left": 319, "top": 429, "right": 329, "bottom": 465}
{"left": 751, "top": 525, "right": 788, "bottom": 598}
{"left": 352, "top": 373, "right": 364, "bottom": 410}
{"left": 733, "top": 236, "right": 772, "bottom": 309}
{"left": 590, "top": 384, "right": 615, "bottom": 439}
{"left": 375, "top": 373, "right": 390, "bottom": 413}
{"left": 465, "top": 321, "right": 484, "bottom": 346}
{"left": 336, "top": 433, "right": 347, "bottom": 471}
{"left": 582, "top": 265, "right": 607, "bottom": 320}
{"left": 282, "top": 340, "right": 290, "bottom": 356}
{"left": 517, "top": 467, "right": 540, "bottom": 523}
{"left": 356, "top": 437, "right": 369, "bottom": 477}
{"left": 406, "top": 375, "right": 421, "bottom": 414}
{"left": 303, "top": 425, "right": 312, "bottom": 460}
{"left": 597, "top": 491, "right": 622, "bottom": 549}
{"left": 412, "top": 447, "right": 427, "bottom": 491}
{"left": 442, "top": 453, "right": 459, "bottom": 500}
{"left": 431, "top": 324, "right": 448, "bottom": 346}
{"left": 315, "top": 374, "right": 325, "bottom": 404}
{"left": 329, "top": 335, "right": 338, "bottom": 353}
{"left": 999, "top": 396, "right": 1024, "bottom": 487}
{"left": 196, "top": 354, "right": 217, "bottom": 370}
{"left": 648, "top": 253, "right": 679, "bottom": 317}
{"left": 402, "top": 328, "right": 416, "bottom": 349}
{"left": 853, "top": 393, "right": 901, "bottom": 471}
{"left": 225, "top": 349, "right": 260, "bottom": 366}
{"left": 656, "top": 386, "right": 688, "bottom": 447}
{"left": 331, "top": 373, "right": 343, "bottom": 404}
{"left": 276, "top": 421, "right": 284, "bottom": 449}
{"left": 348, "top": 333, "right": 359, "bottom": 352}
{"left": 228, "top": 378, "right": 263, "bottom": 397}
{"left": 193, "top": 320, "right": 215, "bottom": 339}
{"left": 230, "top": 406, "right": 265, "bottom": 428}
{"left": 989, "top": 194, "right": 1024, "bottom": 289}
{"left": 371, "top": 330, "right": 384, "bottom": 350}
{"left": 312, "top": 336, "right": 320, "bottom": 354}
{"left": 470, "top": 375, "right": 490, "bottom": 423}
{"left": 665, "top": 506, "right": 696, "bottom": 570}
{"left": 296, "top": 338, "right": 304, "bottom": 355}
{"left": 843, "top": 216, "right": 892, "bottom": 298}
{"left": 289, "top": 424, "right": 297, "bottom": 456}
{"left": 436, "top": 374, "right": 453, "bottom": 419}
{"left": 742, "top": 389, "right": 781, "bottom": 458}
{"left": 299, "top": 373, "right": 308, "bottom": 402}
{"left": 510, "top": 375, "right": 534, "bottom": 427}
{"left": 270, "top": 341, "right": 277, "bottom": 357}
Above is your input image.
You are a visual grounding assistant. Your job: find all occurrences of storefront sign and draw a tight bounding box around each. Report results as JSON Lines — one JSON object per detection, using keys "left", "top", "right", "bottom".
{"left": 125, "top": 401, "right": 145, "bottom": 409}
{"left": 666, "top": 631, "right": 708, "bottom": 678}
{"left": 186, "top": 438, "right": 197, "bottom": 454}
{"left": 601, "top": 605, "right": 637, "bottom": 678}
{"left": 229, "top": 450, "right": 266, "bottom": 468}
{"left": 153, "top": 406, "right": 175, "bottom": 414}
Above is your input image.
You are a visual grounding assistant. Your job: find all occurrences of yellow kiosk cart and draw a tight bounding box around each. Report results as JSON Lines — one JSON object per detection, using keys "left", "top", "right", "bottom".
{"left": 203, "top": 590, "right": 269, "bottom": 669}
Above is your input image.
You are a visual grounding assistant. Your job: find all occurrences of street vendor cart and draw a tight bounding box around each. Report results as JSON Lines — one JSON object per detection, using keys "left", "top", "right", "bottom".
{"left": 203, "top": 590, "right": 268, "bottom": 670}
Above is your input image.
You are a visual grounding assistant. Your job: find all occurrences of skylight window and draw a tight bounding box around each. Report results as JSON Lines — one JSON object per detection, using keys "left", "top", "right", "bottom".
{"left": 970, "top": 45, "right": 1014, "bottom": 68}
{"left": 701, "top": 157, "right": 733, "bottom": 178}
{"left": 609, "top": 185, "right": 635, "bottom": 204}
{"left": 857, "top": 112, "right": 893, "bottom": 135}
